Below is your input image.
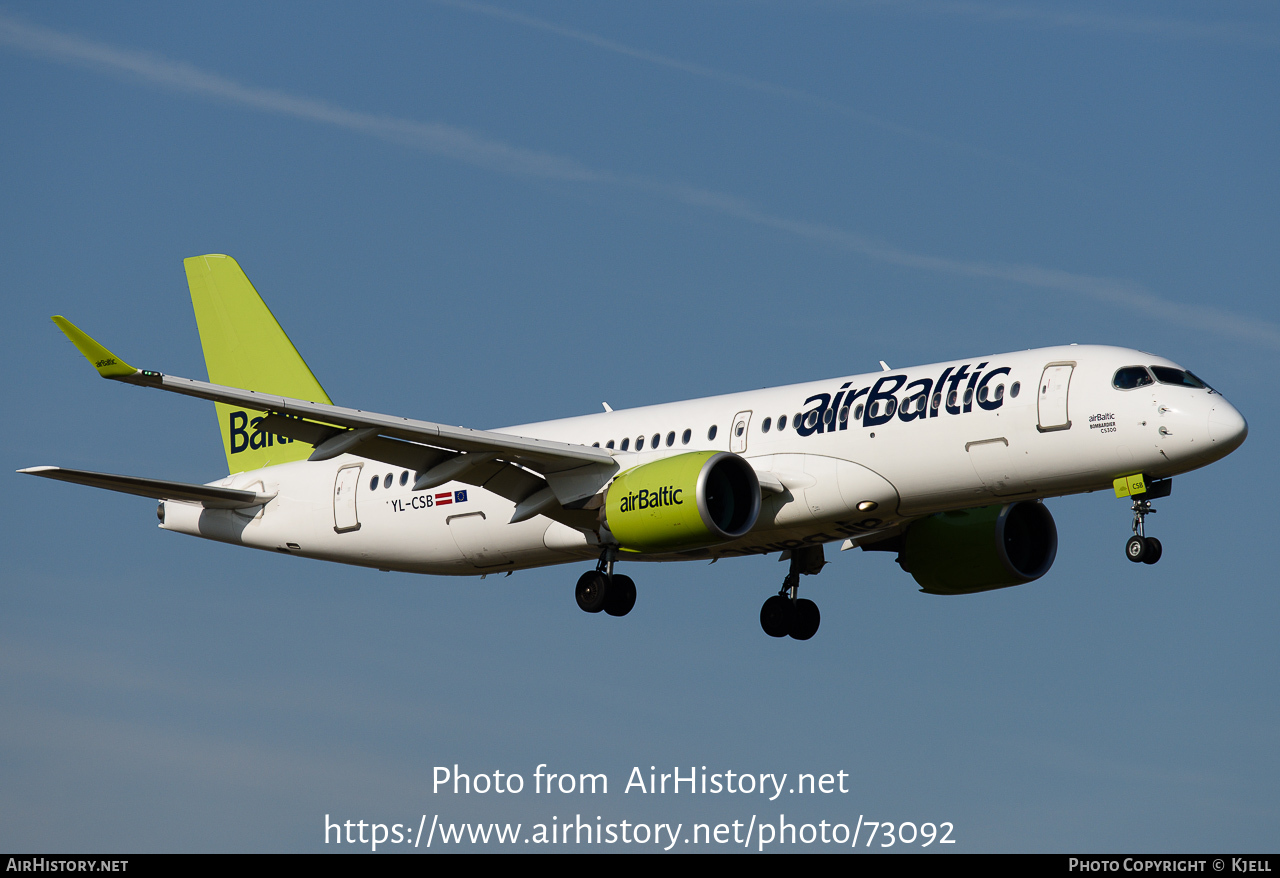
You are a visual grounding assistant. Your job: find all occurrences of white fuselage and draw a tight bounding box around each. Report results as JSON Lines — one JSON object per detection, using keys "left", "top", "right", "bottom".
{"left": 159, "top": 345, "right": 1247, "bottom": 575}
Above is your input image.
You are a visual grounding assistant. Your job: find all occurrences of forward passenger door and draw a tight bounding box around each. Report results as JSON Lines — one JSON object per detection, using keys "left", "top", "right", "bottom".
{"left": 1037, "top": 364, "right": 1074, "bottom": 432}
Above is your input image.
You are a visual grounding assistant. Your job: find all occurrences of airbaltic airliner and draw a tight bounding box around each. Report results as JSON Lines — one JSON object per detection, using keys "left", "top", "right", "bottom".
{"left": 23, "top": 255, "right": 1248, "bottom": 640}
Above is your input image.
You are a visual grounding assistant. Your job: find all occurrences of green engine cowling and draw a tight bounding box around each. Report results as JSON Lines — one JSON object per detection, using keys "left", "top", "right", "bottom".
{"left": 604, "top": 451, "right": 761, "bottom": 553}
{"left": 901, "top": 501, "right": 1057, "bottom": 595}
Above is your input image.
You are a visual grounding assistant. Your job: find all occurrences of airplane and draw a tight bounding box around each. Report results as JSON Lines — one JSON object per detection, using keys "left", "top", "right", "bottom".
{"left": 21, "top": 255, "right": 1249, "bottom": 640}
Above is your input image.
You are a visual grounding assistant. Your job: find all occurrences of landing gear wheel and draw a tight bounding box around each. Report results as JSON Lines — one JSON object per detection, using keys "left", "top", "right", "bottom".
{"left": 760, "top": 595, "right": 795, "bottom": 638}
{"left": 604, "top": 574, "right": 637, "bottom": 616}
{"left": 575, "top": 570, "right": 610, "bottom": 613}
{"left": 789, "top": 599, "right": 821, "bottom": 641}
{"left": 1141, "top": 537, "right": 1162, "bottom": 565}
{"left": 1125, "top": 535, "right": 1147, "bottom": 563}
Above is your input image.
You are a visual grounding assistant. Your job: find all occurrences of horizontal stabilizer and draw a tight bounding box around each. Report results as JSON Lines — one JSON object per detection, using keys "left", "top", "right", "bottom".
{"left": 18, "top": 466, "right": 274, "bottom": 509}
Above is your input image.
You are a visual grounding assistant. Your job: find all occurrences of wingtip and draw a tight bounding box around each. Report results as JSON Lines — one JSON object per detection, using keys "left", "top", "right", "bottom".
{"left": 50, "top": 315, "right": 138, "bottom": 378}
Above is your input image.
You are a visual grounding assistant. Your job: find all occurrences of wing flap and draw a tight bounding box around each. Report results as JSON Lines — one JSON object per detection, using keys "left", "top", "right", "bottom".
{"left": 18, "top": 466, "right": 274, "bottom": 509}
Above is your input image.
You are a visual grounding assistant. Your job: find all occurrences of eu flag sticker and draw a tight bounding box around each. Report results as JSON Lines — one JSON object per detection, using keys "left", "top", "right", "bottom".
{"left": 454, "top": 490, "right": 468, "bottom": 503}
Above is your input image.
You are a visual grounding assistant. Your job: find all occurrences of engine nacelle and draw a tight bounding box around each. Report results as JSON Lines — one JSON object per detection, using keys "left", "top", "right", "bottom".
{"left": 901, "top": 501, "right": 1057, "bottom": 595}
{"left": 604, "top": 451, "right": 761, "bottom": 553}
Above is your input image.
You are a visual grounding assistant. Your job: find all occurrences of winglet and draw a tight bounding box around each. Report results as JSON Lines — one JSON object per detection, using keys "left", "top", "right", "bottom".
{"left": 51, "top": 316, "right": 138, "bottom": 378}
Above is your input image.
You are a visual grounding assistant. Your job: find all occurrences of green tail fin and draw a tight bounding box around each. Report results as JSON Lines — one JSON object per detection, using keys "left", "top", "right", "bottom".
{"left": 184, "top": 254, "right": 332, "bottom": 473}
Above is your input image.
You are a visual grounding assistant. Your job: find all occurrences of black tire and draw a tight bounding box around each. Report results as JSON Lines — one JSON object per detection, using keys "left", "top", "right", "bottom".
{"left": 575, "top": 570, "right": 610, "bottom": 613}
{"left": 790, "top": 599, "right": 821, "bottom": 641}
{"left": 605, "top": 574, "right": 637, "bottom": 617}
{"left": 760, "top": 595, "right": 794, "bottom": 638}
{"left": 1142, "top": 537, "right": 1162, "bottom": 565}
{"left": 1125, "top": 535, "right": 1147, "bottom": 563}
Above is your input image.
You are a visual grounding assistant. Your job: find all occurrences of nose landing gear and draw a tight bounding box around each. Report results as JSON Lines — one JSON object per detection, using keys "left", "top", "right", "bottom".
{"left": 760, "top": 545, "right": 824, "bottom": 640}
{"left": 575, "top": 548, "right": 637, "bottom": 617}
{"left": 1124, "top": 497, "right": 1163, "bottom": 565}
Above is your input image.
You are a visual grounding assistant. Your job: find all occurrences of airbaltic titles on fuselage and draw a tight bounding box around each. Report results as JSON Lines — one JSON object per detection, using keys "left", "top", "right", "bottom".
{"left": 793, "top": 361, "right": 1012, "bottom": 436}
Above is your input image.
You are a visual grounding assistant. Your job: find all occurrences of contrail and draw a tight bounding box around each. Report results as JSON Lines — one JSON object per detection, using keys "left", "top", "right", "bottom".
{"left": 854, "top": 0, "right": 1280, "bottom": 50}
{"left": 430, "top": 0, "right": 1021, "bottom": 167}
{"left": 0, "top": 14, "right": 606, "bottom": 183}
{"left": 3, "top": 13, "right": 1275, "bottom": 348}
{"left": 649, "top": 180, "right": 1280, "bottom": 349}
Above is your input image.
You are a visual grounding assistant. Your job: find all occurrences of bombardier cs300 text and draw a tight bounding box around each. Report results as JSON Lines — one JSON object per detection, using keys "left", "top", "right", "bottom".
{"left": 23, "top": 256, "right": 1248, "bottom": 640}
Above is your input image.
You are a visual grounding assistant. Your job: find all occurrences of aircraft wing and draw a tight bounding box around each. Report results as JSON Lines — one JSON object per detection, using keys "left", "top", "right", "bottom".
{"left": 49, "top": 316, "right": 618, "bottom": 507}
{"left": 18, "top": 466, "right": 274, "bottom": 509}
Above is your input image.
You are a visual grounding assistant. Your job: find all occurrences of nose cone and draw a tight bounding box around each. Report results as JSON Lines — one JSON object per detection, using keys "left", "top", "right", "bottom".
{"left": 1207, "top": 400, "right": 1248, "bottom": 455}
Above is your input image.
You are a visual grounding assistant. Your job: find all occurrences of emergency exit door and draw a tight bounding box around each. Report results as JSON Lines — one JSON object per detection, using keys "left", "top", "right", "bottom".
{"left": 333, "top": 464, "right": 362, "bottom": 532}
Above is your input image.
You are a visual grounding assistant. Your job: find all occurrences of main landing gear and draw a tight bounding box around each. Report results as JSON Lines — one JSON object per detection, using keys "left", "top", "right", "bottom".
{"left": 760, "top": 545, "right": 825, "bottom": 641}
{"left": 1124, "top": 496, "right": 1163, "bottom": 565}
{"left": 575, "top": 548, "right": 636, "bottom": 617}
{"left": 574, "top": 544, "right": 828, "bottom": 640}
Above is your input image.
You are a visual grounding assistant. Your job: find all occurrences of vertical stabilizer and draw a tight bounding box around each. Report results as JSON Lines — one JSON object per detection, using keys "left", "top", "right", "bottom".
{"left": 184, "top": 254, "right": 332, "bottom": 473}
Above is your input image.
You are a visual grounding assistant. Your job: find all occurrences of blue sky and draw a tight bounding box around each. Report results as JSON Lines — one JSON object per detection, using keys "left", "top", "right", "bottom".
{"left": 1, "top": 1, "right": 1276, "bottom": 852}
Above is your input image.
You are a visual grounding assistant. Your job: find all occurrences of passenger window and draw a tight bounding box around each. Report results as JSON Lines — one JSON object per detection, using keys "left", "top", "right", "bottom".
{"left": 963, "top": 388, "right": 973, "bottom": 406}
{"left": 606, "top": 440, "right": 615, "bottom": 449}
{"left": 948, "top": 390, "right": 958, "bottom": 408}
{"left": 620, "top": 438, "right": 630, "bottom": 451}
{"left": 1113, "top": 366, "right": 1155, "bottom": 390}
{"left": 839, "top": 406, "right": 849, "bottom": 423}
{"left": 778, "top": 414, "right": 787, "bottom": 430}
{"left": 1011, "top": 382, "right": 1021, "bottom": 398}
{"left": 636, "top": 436, "right": 645, "bottom": 451}
{"left": 400, "top": 471, "right": 409, "bottom": 486}
{"left": 369, "top": 476, "right": 379, "bottom": 491}
{"left": 682, "top": 429, "right": 691, "bottom": 445}
{"left": 708, "top": 425, "right": 718, "bottom": 441}
{"left": 666, "top": 431, "right": 675, "bottom": 447}
{"left": 761, "top": 417, "right": 772, "bottom": 433}
{"left": 854, "top": 404, "right": 864, "bottom": 420}
{"left": 822, "top": 408, "right": 834, "bottom": 425}
{"left": 652, "top": 433, "right": 661, "bottom": 448}
{"left": 931, "top": 392, "right": 941, "bottom": 411}
{"left": 995, "top": 384, "right": 1004, "bottom": 401}
{"left": 384, "top": 474, "right": 393, "bottom": 489}
{"left": 804, "top": 411, "right": 819, "bottom": 429}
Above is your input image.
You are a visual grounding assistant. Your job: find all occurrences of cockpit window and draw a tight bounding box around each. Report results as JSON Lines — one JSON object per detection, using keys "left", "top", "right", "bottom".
{"left": 1112, "top": 366, "right": 1154, "bottom": 390}
{"left": 1151, "top": 366, "right": 1209, "bottom": 389}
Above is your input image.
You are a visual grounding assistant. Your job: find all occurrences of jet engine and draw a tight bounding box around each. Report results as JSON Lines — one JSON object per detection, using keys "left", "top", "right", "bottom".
{"left": 604, "top": 451, "right": 760, "bottom": 553}
{"left": 899, "top": 501, "right": 1057, "bottom": 594}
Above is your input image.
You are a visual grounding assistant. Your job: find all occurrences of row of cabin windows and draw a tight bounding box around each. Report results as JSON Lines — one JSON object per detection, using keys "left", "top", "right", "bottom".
{"left": 586, "top": 381, "right": 1024, "bottom": 450}
{"left": 592, "top": 426, "right": 716, "bottom": 452}
{"left": 369, "top": 470, "right": 411, "bottom": 491}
